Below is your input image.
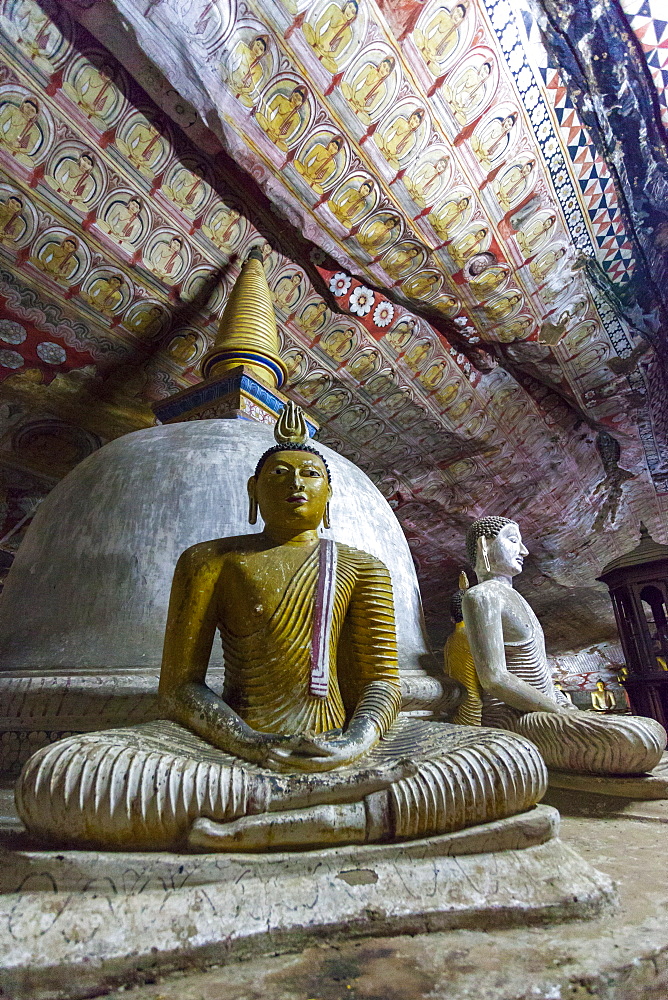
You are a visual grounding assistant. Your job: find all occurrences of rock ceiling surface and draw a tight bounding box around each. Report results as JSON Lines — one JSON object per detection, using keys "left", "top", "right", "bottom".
{"left": 0, "top": 0, "right": 666, "bottom": 653}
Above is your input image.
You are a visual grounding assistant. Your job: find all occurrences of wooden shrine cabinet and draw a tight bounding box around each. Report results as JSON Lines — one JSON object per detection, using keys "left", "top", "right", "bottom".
{"left": 598, "top": 524, "right": 668, "bottom": 727}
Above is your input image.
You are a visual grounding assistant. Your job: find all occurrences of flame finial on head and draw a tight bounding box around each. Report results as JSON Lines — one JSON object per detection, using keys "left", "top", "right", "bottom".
{"left": 274, "top": 399, "right": 309, "bottom": 447}
{"left": 450, "top": 570, "right": 470, "bottom": 623}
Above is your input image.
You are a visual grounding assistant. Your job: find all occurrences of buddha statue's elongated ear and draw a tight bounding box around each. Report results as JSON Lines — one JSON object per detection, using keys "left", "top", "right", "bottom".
{"left": 477, "top": 535, "right": 491, "bottom": 574}
{"left": 322, "top": 477, "right": 333, "bottom": 528}
{"left": 247, "top": 476, "right": 258, "bottom": 525}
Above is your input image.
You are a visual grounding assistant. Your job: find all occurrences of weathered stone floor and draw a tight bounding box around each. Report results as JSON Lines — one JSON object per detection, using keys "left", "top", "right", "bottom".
{"left": 96, "top": 791, "right": 668, "bottom": 1000}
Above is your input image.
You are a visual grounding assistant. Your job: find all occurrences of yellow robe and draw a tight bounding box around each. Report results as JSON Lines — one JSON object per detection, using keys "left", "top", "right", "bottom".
{"left": 84, "top": 278, "right": 123, "bottom": 316}
{"left": 227, "top": 41, "right": 267, "bottom": 104}
{"left": 256, "top": 93, "right": 304, "bottom": 148}
{"left": 68, "top": 65, "right": 118, "bottom": 119}
{"left": 304, "top": 4, "right": 356, "bottom": 71}
{"left": 117, "top": 122, "right": 163, "bottom": 173}
{"left": 0, "top": 105, "right": 41, "bottom": 162}
{"left": 471, "top": 120, "right": 511, "bottom": 168}
{"left": 444, "top": 622, "right": 482, "bottom": 726}
{"left": 53, "top": 159, "right": 96, "bottom": 205}
{"left": 342, "top": 64, "right": 390, "bottom": 119}
{"left": 377, "top": 116, "right": 419, "bottom": 166}
{"left": 416, "top": 9, "right": 461, "bottom": 67}
{"left": 0, "top": 200, "right": 25, "bottom": 242}
{"left": 405, "top": 161, "right": 448, "bottom": 207}
{"left": 382, "top": 247, "right": 421, "bottom": 279}
{"left": 163, "top": 170, "right": 207, "bottom": 215}
{"left": 430, "top": 199, "right": 468, "bottom": 240}
{"left": 295, "top": 142, "right": 340, "bottom": 191}
{"left": 32, "top": 242, "right": 79, "bottom": 281}
{"left": 330, "top": 185, "right": 372, "bottom": 225}
{"left": 359, "top": 219, "right": 397, "bottom": 253}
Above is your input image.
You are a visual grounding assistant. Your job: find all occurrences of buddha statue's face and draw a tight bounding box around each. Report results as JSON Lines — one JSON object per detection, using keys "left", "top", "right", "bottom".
{"left": 484, "top": 522, "right": 528, "bottom": 578}
{"left": 250, "top": 450, "right": 331, "bottom": 533}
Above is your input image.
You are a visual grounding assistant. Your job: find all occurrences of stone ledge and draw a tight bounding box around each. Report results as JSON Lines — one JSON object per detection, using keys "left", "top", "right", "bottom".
{"left": 0, "top": 806, "right": 616, "bottom": 1000}
{"left": 543, "top": 785, "right": 668, "bottom": 825}
{"left": 548, "top": 751, "right": 668, "bottom": 799}
{"left": 74, "top": 806, "right": 668, "bottom": 1000}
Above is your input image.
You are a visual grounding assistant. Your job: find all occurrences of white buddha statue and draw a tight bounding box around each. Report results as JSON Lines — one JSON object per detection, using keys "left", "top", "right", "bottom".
{"left": 461, "top": 516, "right": 666, "bottom": 774}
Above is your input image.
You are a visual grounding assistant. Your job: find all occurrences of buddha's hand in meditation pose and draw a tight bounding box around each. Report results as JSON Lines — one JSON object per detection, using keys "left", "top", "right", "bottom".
{"left": 264, "top": 725, "right": 378, "bottom": 770}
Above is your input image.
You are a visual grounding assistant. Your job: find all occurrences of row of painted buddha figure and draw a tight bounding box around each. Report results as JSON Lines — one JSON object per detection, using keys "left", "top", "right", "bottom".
{"left": 16, "top": 405, "right": 666, "bottom": 853}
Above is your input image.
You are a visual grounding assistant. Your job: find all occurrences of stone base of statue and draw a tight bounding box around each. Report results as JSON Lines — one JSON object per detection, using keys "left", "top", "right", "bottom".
{"left": 548, "top": 750, "right": 668, "bottom": 799}
{"left": 0, "top": 803, "right": 617, "bottom": 1000}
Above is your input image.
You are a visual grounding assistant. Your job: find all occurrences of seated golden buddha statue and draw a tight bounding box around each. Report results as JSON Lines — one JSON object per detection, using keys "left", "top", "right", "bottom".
{"left": 443, "top": 571, "right": 482, "bottom": 726}
{"left": 591, "top": 679, "right": 616, "bottom": 712}
{"left": 15, "top": 413, "right": 548, "bottom": 853}
{"left": 461, "top": 516, "right": 667, "bottom": 774}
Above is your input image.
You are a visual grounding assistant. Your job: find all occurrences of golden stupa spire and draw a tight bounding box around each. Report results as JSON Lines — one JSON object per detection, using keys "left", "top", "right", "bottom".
{"left": 200, "top": 247, "right": 288, "bottom": 389}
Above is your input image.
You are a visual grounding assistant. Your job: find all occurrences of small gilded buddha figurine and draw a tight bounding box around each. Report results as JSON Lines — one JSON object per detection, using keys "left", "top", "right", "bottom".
{"left": 461, "top": 516, "right": 667, "bottom": 774}
{"left": 15, "top": 414, "right": 548, "bottom": 852}
{"left": 591, "top": 680, "right": 616, "bottom": 713}
{"left": 554, "top": 683, "right": 574, "bottom": 706}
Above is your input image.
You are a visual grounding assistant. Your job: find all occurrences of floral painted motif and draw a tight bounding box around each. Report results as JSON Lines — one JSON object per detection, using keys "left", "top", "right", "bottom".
{"left": 349, "top": 285, "right": 375, "bottom": 316}
{"left": 329, "top": 272, "right": 351, "bottom": 296}
{"left": 373, "top": 301, "right": 394, "bottom": 327}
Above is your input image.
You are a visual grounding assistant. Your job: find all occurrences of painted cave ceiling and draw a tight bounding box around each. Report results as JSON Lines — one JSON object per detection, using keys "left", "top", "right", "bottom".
{"left": 0, "top": 0, "right": 666, "bottom": 654}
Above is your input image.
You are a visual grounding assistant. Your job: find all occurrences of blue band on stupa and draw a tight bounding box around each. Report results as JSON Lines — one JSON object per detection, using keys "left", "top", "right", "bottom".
{"left": 201, "top": 350, "right": 285, "bottom": 387}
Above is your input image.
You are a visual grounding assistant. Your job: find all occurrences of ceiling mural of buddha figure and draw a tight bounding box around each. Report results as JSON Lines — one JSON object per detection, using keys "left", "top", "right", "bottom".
{"left": 403, "top": 149, "right": 452, "bottom": 208}
{"left": 222, "top": 28, "right": 273, "bottom": 108}
{"left": 49, "top": 146, "right": 104, "bottom": 211}
{"left": 255, "top": 80, "right": 311, "bottom": 151}
{"left": 294, "top": 131, "right": 347, "bottom": 195}
{"left": 442, "top": 50, "right": 497, "bottom": 126}
{"left": 414, "top": 1, "right": 472, "bottom": 75}
{"left": 328, "top": 174, "right": 377, "bottom": 228}
{"left": 341, "top": 48, "right": 399, "bottom": 125}
{"left": 302, "top": 0, "right": 365, "bottom": 74}
{"left": 62, "top": 52, "right": 126, "bottom": 127}
{"left": 0, "top": 93, "right": 49, "bottom": 166}
{"left": 374, "top": 104, "right": 428, "bottom": 170}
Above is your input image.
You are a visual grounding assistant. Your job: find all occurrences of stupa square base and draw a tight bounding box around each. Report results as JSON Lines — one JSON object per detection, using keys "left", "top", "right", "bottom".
{"left": 0, "top": 805, "right": 616, "bottom": 1000}
{"left": 548, "top": 751, "right": 668, "bottom": 799}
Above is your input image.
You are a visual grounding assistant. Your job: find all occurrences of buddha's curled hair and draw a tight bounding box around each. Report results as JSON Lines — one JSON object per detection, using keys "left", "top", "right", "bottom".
{"left": 449, "top": 589, "right": 464, "bottom": 624}
{"left": 465, "top": 516, "right": 516, "bottom": 566}
{"left": 254, "top": 443, "right": 331, "bottom": 482}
